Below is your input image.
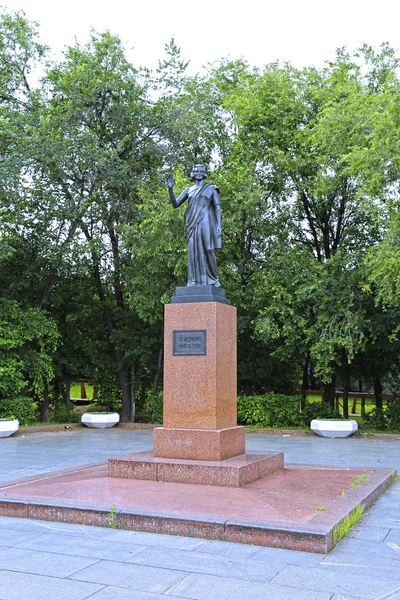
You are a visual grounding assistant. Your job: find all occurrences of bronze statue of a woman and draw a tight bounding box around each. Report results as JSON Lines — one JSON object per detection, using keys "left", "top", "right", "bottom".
{"left": 167, "top": 165, "right": 221, "bottom": 287}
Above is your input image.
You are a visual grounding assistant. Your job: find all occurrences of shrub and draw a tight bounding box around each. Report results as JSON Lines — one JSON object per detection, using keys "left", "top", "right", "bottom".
{"left": 0, "top": 397, "right": 37, "bottom": 425}
{"left": 364, "top": 407, "right": 387, "bottom": 431}
{"left": 53, "top": 404, "right": 80, "bottom": 423}
{"left": 93, "top": 384, "right": 122, "bottom": 413}
{"left": 299, "top": 402, "right": 343, "bottom": 426}
{"left": 387, "top": 397, "right": 400, "bottom": 431}
{"left": 237, "top": 393, "right": 301, "bottom": 428}
{"left": 144, "top": 391, "right": 163, "bottom": 424}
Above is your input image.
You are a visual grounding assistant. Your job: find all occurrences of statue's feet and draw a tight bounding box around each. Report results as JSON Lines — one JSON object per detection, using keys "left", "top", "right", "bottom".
{"left": 213, "top": 280, "right": 221, "bottom": 287}
{"left": 187, "top": 281, "right": 196, "bottom": 287}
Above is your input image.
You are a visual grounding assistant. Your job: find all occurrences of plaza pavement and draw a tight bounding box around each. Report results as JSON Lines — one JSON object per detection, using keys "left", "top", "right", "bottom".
{"left": 1, "top": 428, "right": 400, "bottom": 600}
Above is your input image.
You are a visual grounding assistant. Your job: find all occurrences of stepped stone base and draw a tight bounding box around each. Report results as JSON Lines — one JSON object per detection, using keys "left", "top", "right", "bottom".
{"left": 153, "top": 426, "right": 246, "bottom": 461}
{"left": 108, "top": 450, "right": 284, "bottom": 488}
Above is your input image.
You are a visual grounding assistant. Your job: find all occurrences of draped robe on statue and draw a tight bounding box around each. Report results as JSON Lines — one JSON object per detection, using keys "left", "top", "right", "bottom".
{"left": 176, "top": 183, "right": 221, "bottom": 286}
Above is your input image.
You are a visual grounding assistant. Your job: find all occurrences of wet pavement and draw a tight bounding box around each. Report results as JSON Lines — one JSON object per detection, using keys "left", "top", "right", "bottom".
{"left": 0, "top": 429, "right": 400, "bottom": 599}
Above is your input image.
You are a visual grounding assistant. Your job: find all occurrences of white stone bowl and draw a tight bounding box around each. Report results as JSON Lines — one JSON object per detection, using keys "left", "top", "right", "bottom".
{"left": 0, "top": 419, "right": 20, "bottom": 438}
{"left": 81, "top": 412, "right": 120, "bottom": 429}
{"left": 310, "top": 419, "right": 358, "bottom": 438}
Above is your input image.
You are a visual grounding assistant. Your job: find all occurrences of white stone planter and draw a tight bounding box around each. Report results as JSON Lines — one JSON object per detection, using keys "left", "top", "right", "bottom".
{"left": 310, "top": 419, "right": 358, "bottom": 438}
{"left": 81, "top": 412, "right": 120, "bottom": 429}
{"left": 0, "top": 419, "right": 20, "bottom": 438}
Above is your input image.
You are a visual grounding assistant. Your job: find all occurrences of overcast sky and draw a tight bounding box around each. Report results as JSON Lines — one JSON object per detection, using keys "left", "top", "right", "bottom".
{"left": 2, "top": 0, "right": 399, "bottom": 72}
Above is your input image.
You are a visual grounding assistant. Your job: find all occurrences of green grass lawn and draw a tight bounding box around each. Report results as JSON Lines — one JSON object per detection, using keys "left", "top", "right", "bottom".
{"left": 70, "top": 382, "right": 94, "bottom": 400}
{"left": 306, "top": 394, "right": 387, "bottom": 416}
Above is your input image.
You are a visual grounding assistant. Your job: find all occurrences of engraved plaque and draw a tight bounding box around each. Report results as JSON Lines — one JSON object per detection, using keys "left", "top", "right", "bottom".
{"left": 173, "top": 330, "right": 206, "bottom": 356}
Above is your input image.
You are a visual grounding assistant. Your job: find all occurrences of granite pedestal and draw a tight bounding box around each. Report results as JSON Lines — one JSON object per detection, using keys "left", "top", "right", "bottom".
{"left": 153, "top": 299, "right": 245, "bottom": 462}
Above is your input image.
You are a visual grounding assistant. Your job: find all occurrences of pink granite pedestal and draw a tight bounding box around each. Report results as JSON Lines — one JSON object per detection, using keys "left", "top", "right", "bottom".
{"left": 153, "top": 301, "right": 245, "bottom": 462}
{"left": 108, "top": 450, "right": 284, "bottom": 487}
{"left": 112, "top": 300, "right": 280, "bottom": 486}
{"left": 0, "top": 462, "right": 395, "bottom": 553}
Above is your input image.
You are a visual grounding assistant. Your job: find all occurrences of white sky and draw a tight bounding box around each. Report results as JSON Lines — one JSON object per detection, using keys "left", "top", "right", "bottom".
{"left": 2, "top": 0, "right": 399, "bottom": 72}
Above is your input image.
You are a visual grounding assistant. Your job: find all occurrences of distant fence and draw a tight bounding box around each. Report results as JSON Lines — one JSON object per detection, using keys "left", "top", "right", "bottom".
{"left": 305, "top": 389, "right": 393, "bottom": 417}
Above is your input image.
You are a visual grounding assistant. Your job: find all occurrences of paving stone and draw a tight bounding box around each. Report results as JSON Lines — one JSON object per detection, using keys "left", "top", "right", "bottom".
{"left": 0, "top": 527, "right": 48, "bottom": 547}
{"left": 194, "top": 539, "right": 255, "bottom": 559}
{"left": 322, "top": 551, "right": 400, "bottom": 574}
{"left": 367, "top": 506, "right": 400, "bottom": 519}
{"left": 385, "top": 530, "right": 400, "bottom": 544}
{"left": 331, "top": 596, "right": 367, "bottom": 600}
{"left": 333, "top": 537, "right": 400, "bottom": 560}
{"left": 358, "top": 514, "right": 400, "bottom": 529}
{"left": 270, "top": 564, "right": 398, "bottom": 598}
{"left": 319, "top": 558, "right": 400, "bottom": 582}
{"left": 1, "top": 430, "right": 400, "bottom": 600}
{"left": 127, "top": 545, "right": 284, "bottom": 582}
{"left": 0, "top": 570, "right": 103, "bottom": 600}
{"left": 0, "top": 518, "right": 111, "bottom": 538}
{"left": 348, "top": 525, "right": 390, "bottom": 541}
{"left": 89, "top": 587, "right": 180, "bottom": 599}
{"left": 196, "top": 539, "right": 324, "bottom": 566}
{"left": 69, "top": 560, "right": 187, "bottom": 593}
{"left": 0, "top": 430, "right": 154, "bottom": 482}
{"left": 164, "top": 572, "right": 332, "bottom": 600}
{"left": 17, "top": 532, "right": 148, "bottom": 561}
{"left": 0, "top": 546, "right": 99, "bottom": 577}
{"left": 103, "top": 529, "right": 207, "bottom": 550}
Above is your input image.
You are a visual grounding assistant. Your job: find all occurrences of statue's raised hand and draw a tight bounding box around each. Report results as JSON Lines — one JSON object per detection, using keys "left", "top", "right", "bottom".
{"left": 167, "top": 174, "right": 175, "bottom": 189}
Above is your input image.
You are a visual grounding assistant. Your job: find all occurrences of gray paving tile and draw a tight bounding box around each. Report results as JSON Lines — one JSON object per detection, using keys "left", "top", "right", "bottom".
{"left": 69, "top": 560, "right": 187, "bottom": 593}
{"left": 197, "top": 540, "right": 324, "bottom": 566}
{"left": 358, "top": 514, "right": 400, "bottom": 529}
{"left": 17, "top": 532, "right": 147, "bottom": 561}
{"left": 127, "top": 545, "right": 284, "bottom": 582}
{"left": 0, "top": 517, "right": 112, "bottom": 537}
{"left": 0, "top": 546, "right": 98, "bottom": 577}
{"left": 348, "top": 524, "right": 390, "bottom": 541}
{"left": 90, "top": 587, "right": 177, "bottom": 599}
{"left": 246, "top": 546, "right": 324, "bottom": 567}
{"left": 368, "top": 506, "right": 400, "bottom": 519}
{"left": 1, "top": 431, "right": 400, "bottom": 600}
{"left": 322, "top": 551, "right": 400, "bottom": 574}
{"left": 194, "top": 539, "right": 255, "bottom": 560}
{"left": 331, "top": 596, "right": 368, "bottom": 600}
{"left": 382, "top": 492, "right": 400, "bottom": 502}
{"left": 334, "top": 537, "right": 400, "bottom": 560}
{"left": 0, "top": 570, "right": 103, "bottom": 600}
{"left": 386, "top": 529, "right": 400, "bottom": 544}
{"left": 0, "top": 528, "right": 47, "bottom": 547}
{"left": 270, "top": 564, "right": 398, "bottom": 598}
{"left": 319, "top": 558, "right": 400, "bottom": 582}
{"left": 165, "top": 573, "right": 332, "bottom": 600}
{"left": 103, "top": 529, "right": 207, "bottom": 550}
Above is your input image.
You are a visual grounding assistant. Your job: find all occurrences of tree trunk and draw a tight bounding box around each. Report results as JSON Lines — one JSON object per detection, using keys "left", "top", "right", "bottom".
{"left": 40, "top": 271, "right": 56, "bottom": 310}
{"left": 323, "top": 376, "right": 336, "bottom": 410}
{"left": 80, "top": 380, "right": 87, "bottom": 399}
{"left": 40, "top": 384, "right": 50, "bottom": 422}
{"left": 130, "top": 362, "right": 136, "bottom": 423}
{"left": 117, "top": 363, "right": 131, "bottom": 423}
{"left": 53, "top": 379, "right": 60, "bottom": 414}
{"left": 92, "top": 261, "right": 131, "bottom": 422}
{"left": 243, "top": 381, "right": 253, "bottom": 396}
{"left": 343, "top": 369, "right": 349, "bottom": 419}
{"left": 65, "top": 379, "right": 71, "bottom": 422}
{"left": 153, "top": 344, "right": 163, "bottom": 394}
{"left": 374, "top": 379, "right": 383, "bottom": 410}
{"left": 82, "top": 226, "right": 131, "bottom": 422}
{"left": 301, "top": 351, "right": 309, "bottom": 410}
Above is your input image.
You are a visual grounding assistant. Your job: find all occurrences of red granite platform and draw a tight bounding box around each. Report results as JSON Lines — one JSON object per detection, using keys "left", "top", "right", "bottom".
{"left": 0, "top": 462, "right": 395, "bottom": 553}
{"left": 108, "top": 450, "right": 284, "bottom": 487}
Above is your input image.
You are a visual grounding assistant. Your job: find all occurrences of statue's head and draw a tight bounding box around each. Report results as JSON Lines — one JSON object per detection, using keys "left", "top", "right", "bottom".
{"left": 191, "top": 164, "right": 207, "bottom": 180}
